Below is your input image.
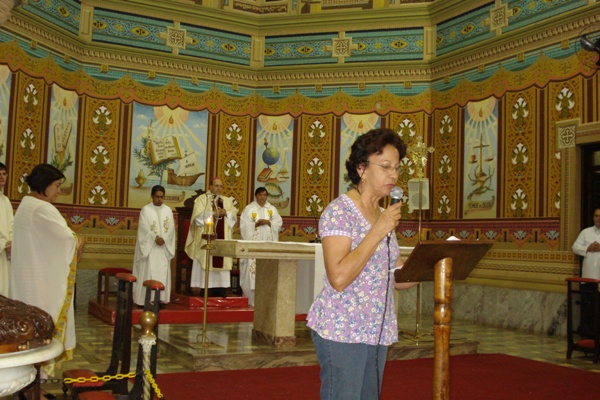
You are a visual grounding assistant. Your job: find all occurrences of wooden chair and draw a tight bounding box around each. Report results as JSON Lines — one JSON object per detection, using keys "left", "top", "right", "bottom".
{"left": 77, "top": 311, "right": 159, "bottom": 400}
{"left": 97, "top": 267, "right": 133, "bottom": 307}
{"left": 566, "top": 276, "right": 600, "bottom": 364}
{"left": 175, "top": 209, "right": 194, "bottom": 295}
{"left": 63, "top": 273, "right": 137, "bottom": 399}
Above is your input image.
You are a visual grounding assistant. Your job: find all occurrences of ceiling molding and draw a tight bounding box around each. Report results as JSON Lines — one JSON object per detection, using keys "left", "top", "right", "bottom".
{"left": 5, "top": 0, "right": 599, "bottom": 87}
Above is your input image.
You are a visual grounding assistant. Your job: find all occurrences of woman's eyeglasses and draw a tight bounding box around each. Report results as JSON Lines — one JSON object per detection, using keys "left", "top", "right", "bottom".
{"left": 367, "top": 161, "right": 401, "bottom": 174}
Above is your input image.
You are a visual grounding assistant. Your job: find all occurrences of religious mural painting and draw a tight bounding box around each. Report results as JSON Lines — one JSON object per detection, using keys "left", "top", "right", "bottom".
{"left": 0, "top": 65, "right": 10, "bottom": 165}
{"left": 14, "top": 76, "right": 49, "bottom": 199}
{"left": 433, "top": 108, "right": 459, "bottom": 221}
{"left": 337, "top": 112, "right": 381, "bottom": 197}
{"left": 300, "top": 115, "right": 332, "bottom": 220}
{"left": 254, "top": 114, "right": 293, "bottom": 216}
{"left": 48, "top": 85, "right": 79, "bottom": 204}
{"left": 462, "top": 97, "right": 498, "bottom": 219}
{"left": 128, "top": 103, "right": 208, "bottom": 209}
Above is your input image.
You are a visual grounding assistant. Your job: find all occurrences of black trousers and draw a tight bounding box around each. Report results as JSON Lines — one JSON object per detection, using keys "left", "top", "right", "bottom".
{"left": 199, "top": 288, "right": 226, "bottom": 297}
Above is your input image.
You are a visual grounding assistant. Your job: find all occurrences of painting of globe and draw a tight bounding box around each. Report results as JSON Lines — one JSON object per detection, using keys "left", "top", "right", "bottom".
{"left": 262, "top": 146, "right": 280, "bottom": 166}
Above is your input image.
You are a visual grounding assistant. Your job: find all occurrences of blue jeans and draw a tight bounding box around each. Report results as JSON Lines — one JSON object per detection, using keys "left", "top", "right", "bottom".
{"left": 311, "top": 330, "right": 388, "bottom": 400}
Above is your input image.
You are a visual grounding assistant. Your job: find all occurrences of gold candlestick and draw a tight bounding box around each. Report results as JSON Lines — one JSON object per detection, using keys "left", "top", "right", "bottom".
{"left": 200, "top": 230, "right": 216, "bottom": 347}
{"left": 205, "top": 221, "right": 214, "bottom": 235}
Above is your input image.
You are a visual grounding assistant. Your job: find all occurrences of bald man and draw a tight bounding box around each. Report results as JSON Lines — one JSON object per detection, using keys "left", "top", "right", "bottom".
{"left": 185, "top": 178, "right": 237, "bottom": 297}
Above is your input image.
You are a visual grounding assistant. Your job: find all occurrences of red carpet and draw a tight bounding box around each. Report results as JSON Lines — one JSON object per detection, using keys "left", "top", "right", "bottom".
{"left": 155, "top": 354, "right": 600, "bottom": 399}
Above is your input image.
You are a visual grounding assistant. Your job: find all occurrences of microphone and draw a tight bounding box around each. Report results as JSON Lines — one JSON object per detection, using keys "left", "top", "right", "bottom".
{"left": 390, "top": 186, "right": 404, "bottom": 205}
{"left": 387, "top": 187, "right": 404, "bottom": 242}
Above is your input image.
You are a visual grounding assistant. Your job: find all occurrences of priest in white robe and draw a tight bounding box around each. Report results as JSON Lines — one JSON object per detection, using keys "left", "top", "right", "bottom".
{"left": 572, "top": 208, "right": 600, "bottom": 279}
{"left": 10, "top": 164, "right": 85, "bottom": 375}
{"left": 185, "top": 177, "right": 237, "bottom": 297}
{"left": 239, "top": 186, "right": 283, "bottom": 305}
{"left": 132, "top": 185, "right": 175, "bottom": 305}
{"left": 0, "top": 162, "right": 13, "bottom": 297}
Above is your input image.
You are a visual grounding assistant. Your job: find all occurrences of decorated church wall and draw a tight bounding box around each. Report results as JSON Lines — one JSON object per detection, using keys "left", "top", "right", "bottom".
{"left": 0, "top": 40, "right": 597, "bottom": 293}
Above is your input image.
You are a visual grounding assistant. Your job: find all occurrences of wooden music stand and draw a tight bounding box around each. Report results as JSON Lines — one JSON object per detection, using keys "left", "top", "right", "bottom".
{"left": 395, "top": 239, "right": 493, "bottom": 400}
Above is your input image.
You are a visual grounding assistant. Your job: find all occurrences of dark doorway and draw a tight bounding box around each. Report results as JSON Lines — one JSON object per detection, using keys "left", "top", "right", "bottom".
{"left": 581, "top": 144, "right": 600, "bottom": 250}
{"left": 578, "top": 143, "right": 600, "bottom": 338}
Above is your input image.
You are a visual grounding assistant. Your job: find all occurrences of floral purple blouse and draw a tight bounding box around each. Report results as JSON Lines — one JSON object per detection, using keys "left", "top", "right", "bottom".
{"left": 307, "top": 194, "right": 400, "bottom": 346}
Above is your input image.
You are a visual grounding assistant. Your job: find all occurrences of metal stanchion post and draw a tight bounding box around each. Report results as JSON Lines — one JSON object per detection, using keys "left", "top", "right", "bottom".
{"left": 139, "top": 311, "right": 157, "bottom": 400}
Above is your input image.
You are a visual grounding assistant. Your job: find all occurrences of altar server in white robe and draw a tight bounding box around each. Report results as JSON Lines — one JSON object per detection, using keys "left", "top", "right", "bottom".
{"left": 0, "top": 162, "right": 13, "bottom": 297}
{"left": 239, "top": 186, "right": 282, "bottom": 305}
{"left": 185, "top": 177, "right": 237, "bottom": 297}
{"left": 10, "top": 164, "right": 85, "bottom": 375}
{"left": 132, "top": 185, "right": 175, "bottom": 305}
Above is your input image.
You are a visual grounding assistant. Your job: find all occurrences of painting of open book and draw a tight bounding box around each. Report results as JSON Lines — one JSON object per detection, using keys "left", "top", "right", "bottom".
{"left": 129, "top": 103, "right": 208, "bottom": 208}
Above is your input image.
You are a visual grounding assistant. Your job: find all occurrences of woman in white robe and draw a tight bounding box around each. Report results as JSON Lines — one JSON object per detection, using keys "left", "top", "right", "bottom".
{"left": 0, "top": 162, "right": 13, "bottom": 297}
{"left": 10, "top": 164, "right": 84, "bottom": 375}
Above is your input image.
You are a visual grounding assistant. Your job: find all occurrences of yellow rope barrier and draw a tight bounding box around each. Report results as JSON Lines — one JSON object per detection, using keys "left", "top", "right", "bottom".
{"left": 63, "top": 370, "right": 163, "bottom": 398}
{"left": 63, "top": 372, "right": 136, "bottom": 384}
{"left": 145, "top": 370, "right": 163, "bottom": 399}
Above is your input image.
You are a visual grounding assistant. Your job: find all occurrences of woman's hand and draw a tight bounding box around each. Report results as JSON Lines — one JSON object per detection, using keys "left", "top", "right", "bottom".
{"left": 372, "top": 201, "right": 402, "bottom": 239}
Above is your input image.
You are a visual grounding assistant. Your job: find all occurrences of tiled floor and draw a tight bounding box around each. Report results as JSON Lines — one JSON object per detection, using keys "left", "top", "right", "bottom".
{"left": 12, "top": 308, "right": 600, "bottom": 398}
{"left": 63, "top": 309, "right": 600, "bottom": 372}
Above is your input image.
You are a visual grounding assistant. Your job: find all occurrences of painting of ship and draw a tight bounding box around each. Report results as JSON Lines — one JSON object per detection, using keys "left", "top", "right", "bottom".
{"left": 164, "top": 191, "right": 186, "bottom": 203}
{"left": 270, "top": 197, "right": 290, "bottom": 209}
{"left": 167, "top": 152, "right": 204, "bottom": 186}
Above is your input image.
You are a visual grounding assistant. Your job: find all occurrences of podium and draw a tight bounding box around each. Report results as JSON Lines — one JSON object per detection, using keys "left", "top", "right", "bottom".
{"left": 395, "top": 239, "right": 493, "bottom": 400}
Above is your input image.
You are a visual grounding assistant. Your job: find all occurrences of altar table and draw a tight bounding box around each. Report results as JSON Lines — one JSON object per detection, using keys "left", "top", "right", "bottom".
{"left": 211, "top": 240, "right": 323, "bottom": 347}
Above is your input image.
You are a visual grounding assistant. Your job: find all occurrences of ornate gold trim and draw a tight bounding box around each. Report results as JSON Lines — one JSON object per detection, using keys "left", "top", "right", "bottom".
{"left": 476, "top": 261, "right": 576, "bottom": 276}
{"left": 6, "top": 5, "right": 599, "bottom": 87}
{"left": 556, "top": 119, "right": 579, "bottom": 150}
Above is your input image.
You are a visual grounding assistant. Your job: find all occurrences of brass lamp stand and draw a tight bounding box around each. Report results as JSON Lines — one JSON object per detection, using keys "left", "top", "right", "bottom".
{"left": 400, "top": 137, "right": 435, "bottom": 342}
{"left": 411, "top": 179, "right": 429, "bottom": 339}
{"left": 200, "top": 220, "right": 216, "bottom": 348}
{"left": 400, "top": 180, "right": 432, "bottom": 341}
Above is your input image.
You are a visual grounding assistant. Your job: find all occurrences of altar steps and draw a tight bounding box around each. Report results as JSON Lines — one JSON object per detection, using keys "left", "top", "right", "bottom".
{"left": 88, "top": 295, "right": 308, "bottom": 325}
